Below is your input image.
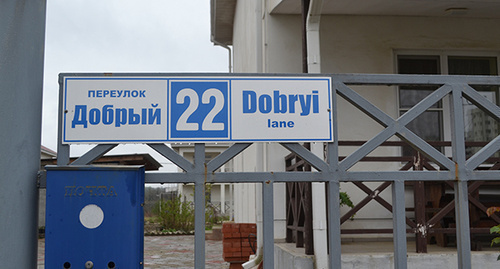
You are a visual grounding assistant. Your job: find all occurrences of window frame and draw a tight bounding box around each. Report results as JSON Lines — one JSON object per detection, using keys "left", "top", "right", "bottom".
{"left": 394, "top": 50, "right": 500, "bottom": 157}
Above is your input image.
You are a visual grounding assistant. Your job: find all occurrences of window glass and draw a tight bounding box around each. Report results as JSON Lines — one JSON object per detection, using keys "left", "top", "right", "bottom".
{"left": 449, "top": 56, "right": 499, "bottom": 157}
{"left": 400, "top": 111, "right": 442, "bottom": 157}
{"left": 398, "top": 56, "right": 442, "bottom": 156}
{"left": 400, "top": 88, "right": 441, "bottom": 109}
{"left": 398, "top": 55, "right": 440, "bottom": 75}
{"left": 398, "top": 54, "right": 499, "bottom": 158}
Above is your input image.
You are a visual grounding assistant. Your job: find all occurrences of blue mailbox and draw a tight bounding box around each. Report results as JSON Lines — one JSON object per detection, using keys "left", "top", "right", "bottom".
{"left": 45, "top": 165, "right": 145, "bottom": 269}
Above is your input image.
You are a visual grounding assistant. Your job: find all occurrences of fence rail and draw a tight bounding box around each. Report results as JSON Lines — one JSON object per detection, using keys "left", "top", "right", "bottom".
{"left": 54, "top": 74, "right": 500, "bottom": 269}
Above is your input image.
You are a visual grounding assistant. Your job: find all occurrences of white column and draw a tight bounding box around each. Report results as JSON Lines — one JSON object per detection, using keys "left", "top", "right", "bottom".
{"left": 221, "top": 183, "right": 226, "bottom": 214}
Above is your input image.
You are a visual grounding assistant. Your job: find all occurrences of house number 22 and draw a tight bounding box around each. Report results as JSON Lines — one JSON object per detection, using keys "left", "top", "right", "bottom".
{"left": 175, "top": 88, "right": 225, "bottom": 131}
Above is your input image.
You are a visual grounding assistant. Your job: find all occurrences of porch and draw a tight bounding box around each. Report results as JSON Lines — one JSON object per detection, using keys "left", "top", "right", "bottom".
{"left": 275, "top": 240, "right": 499, "bottom": 269}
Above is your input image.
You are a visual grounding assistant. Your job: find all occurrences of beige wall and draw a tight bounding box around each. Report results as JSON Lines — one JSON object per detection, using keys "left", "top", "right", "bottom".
{"left": 231, "top": 9, "right": 500, "bottom": 233}
{"left": 321, "top": 15, "right": 500, "bottom": 74}
{"left": 233, "top": 0, "right": 260, "bottom": 72}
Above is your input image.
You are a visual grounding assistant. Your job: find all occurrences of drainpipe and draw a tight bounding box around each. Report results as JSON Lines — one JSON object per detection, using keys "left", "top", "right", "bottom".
{"left": 306, "top": 0, "right": 328, "bottom": 268}
{"left": 306, "top": 0, "right": 323, "bottom": 74}
{"left": 212, "top": 40, "right": 232, "bottom": 73}
{"left": 311, "top": 144, "right": 328, "bottom": 269}
{"left": 243, "top": 0, "right": 265, "bottom": 268}
{"left": 243, "top": 143, "right": 265, "bottom": 269}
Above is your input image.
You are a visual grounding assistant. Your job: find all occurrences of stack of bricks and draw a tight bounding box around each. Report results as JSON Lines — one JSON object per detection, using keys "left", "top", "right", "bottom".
{"left": 222, "top": 222, "right": 257, "bottom": 268}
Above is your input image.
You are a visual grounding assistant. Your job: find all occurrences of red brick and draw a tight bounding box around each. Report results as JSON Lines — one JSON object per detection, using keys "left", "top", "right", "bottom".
{"left": 223, "top": 245, "right": 240, "bottom": 252}
{"left": 239, "top": 232, "right": 252, "bottom": 237}
{"left": 224, "top": 232, "right": 240, "bottom": 238}
{"left": 223, "top": 252, "right": 238, "bottom": 259}
{"left": 232, "top": 252, "right": 244, "bottom": 257}
{"left": 240, "top": 228, "right": 255, "bottom": 233}
{"left": 229, "top": 247, "right": 241, "bottom": 253}
{"left": 225, "top": 257, "right": 246, "bottom": 262}
{"left": 239, "top": 223, "right": 256, "bottom": 229}
{"left": 224, "top": 238, "right": 240, "bottom": 245}
{"left": 229, "top": 262, "right": 244, "bottom": 269}
{"left": 222, "top": 222, "right": 236, "bottom": 233}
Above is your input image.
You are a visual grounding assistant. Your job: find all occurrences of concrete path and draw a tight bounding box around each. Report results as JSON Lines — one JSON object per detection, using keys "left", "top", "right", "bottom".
{"left": 38, "top": 235, "right": 229, "bottom": 269}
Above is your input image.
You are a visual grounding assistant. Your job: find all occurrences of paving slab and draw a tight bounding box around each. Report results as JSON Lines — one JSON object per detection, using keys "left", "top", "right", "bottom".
{"left": 38, "top": 235, "right": 229, "bottom": 269}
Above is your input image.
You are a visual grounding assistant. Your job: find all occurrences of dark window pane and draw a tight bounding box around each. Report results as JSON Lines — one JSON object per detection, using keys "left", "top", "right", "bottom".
{"left": 448, "top": 56, "right": 497, "bottom": 76}
{"left": 400, "top": 88, "right": 441, "bottom": 108}
{"left": 398, "top": 56, "right": 440, "bottom": 75}
{"left": 401, "top": 111, "right": 443, "bottom": 156}
{"left": 449, "top": 56, "right": 499, "bottom": 158}
{"left": 398, "top": 55, "right": 443, "bottom": 157}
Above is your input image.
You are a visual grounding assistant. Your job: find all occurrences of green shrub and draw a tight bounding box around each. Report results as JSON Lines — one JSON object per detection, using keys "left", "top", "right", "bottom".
{"left": 340, "top": 191, "right": 354, "bottom": 208}
{"left": 487, "top": 206, "right": 500, "bottom": 261}
{"left": 154, "top": 195, "right": 195, "bottom": 232}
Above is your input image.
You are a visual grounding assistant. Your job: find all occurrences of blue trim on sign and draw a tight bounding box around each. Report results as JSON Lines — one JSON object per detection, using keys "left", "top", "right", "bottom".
{"left": 61, "top": 76, "right": 334, "bottom": 143}
{"left": 167, "top": 79, "right": 171, "bottom": 140}
{"left": 328, "top": 79, "right": 333, "bottom": 141}
{"left": 63, "top": 138, "right": 333, "bottom": 143}
{"left": 63, "top": 78, "right": 68, "bottom": 143}
{"left": 229, "top": 79, "right": 233, "bottom": 140}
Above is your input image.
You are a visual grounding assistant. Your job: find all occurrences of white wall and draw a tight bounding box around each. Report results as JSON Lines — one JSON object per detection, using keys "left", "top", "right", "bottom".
{"left": 319, "top": 15, "right": 500, "bottom": 233}
{"left": 233, "top": 0, "right": 260, "bottom": 72}
{"left": 233, "top": 144, "right": 258, "bottom": 223}
{"left": 231, "top": 143, "right": 289, "bottom": 239}
{"left": 321, "top": 15, "right": 500, "bottom": 74}
{"left": 232, "top": 3, "right": 500, "bottom": 237}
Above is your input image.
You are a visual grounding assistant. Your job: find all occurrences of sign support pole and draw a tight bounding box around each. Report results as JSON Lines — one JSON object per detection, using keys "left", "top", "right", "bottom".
{"left": 0, "top": 1, "right": 46, "bottom": 268}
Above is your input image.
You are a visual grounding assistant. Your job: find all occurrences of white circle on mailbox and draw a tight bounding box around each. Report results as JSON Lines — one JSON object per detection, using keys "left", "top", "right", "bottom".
{"left": 79, "top": 204, "right": 104, "bottom": 229}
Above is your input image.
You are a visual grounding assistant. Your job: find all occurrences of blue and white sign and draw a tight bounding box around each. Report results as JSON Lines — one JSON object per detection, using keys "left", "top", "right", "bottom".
{"left": 61, "top": 75, "right": 332, "bottom": 143}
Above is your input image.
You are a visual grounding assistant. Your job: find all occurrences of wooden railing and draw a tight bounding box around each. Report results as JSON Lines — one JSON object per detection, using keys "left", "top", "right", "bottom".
{"left": 285, "top": 141, "right": 500, "bottom": 254}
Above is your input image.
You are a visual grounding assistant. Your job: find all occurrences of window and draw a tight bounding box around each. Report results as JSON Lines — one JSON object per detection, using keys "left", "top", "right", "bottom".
{"left": 448, "top": 56, "right": 499, "bottom": 157}
{"left": 397, "top": 53, "right": 499, "bottom": 158}
{"left": 398, "top": 55, "right": 442, "bottom": 156}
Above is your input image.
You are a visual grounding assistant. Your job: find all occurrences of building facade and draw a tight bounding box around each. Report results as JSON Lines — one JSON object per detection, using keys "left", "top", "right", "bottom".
{"left": 211, "top": 0, "right": 500, "bottom": 266}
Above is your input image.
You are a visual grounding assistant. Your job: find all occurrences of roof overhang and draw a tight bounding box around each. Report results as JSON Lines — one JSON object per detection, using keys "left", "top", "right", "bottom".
{"left": 41, "top": 145, "right": 57, "bottom": 158}
{"left": 211, "top": 0, "right": 500, "bottom": 46}
{"left": 211, "top": 0, "right": 236, "bottom": 46}
{"left": 271, "top": 0, "right": 500, "bottom": 18}
{"left": 41, "top": 153, "right": 162, "bottom": 171}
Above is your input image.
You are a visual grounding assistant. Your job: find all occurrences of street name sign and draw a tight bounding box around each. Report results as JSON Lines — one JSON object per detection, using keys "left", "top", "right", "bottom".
{"left": 60, "top": 74, "right": 333, "bottom": 143}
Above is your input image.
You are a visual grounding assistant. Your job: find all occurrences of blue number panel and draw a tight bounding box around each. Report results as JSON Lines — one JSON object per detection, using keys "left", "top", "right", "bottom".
{"left": 169, "top": 81, "right": 229, "bottom": 140}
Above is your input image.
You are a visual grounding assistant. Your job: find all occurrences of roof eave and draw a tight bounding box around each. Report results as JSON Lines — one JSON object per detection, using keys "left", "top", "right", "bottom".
{"left": 211, "top": 0, "right": 236, "bottom": 46}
